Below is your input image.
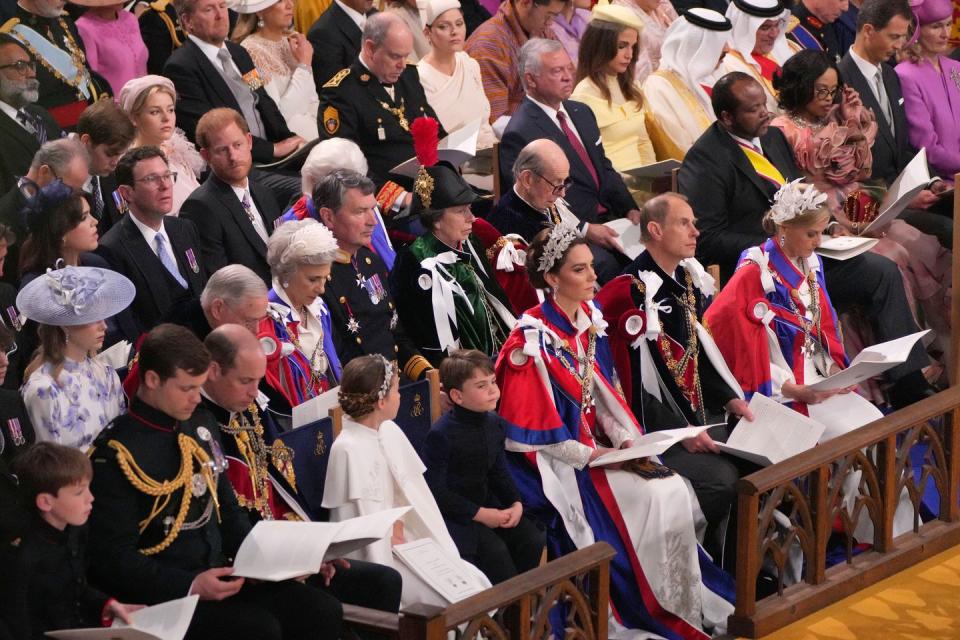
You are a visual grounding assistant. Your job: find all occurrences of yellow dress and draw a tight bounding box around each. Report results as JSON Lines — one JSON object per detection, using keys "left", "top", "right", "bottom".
{"left": 571, "top": 75, "right": 656, "bottom": 171}
{"left": 293, "top": 0, "right": 332, "bottom": 33}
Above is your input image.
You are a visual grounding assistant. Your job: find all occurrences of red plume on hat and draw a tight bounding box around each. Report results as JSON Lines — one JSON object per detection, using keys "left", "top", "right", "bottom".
{"left": 411, "top": 116, "right": 439, "bottom": 208}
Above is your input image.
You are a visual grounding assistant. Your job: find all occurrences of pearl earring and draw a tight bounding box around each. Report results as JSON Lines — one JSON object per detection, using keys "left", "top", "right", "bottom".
{"left": 257, "top": 17, "right": 264, "bottom": 28}
{"left": 281, "top": 281, "right": 289, "bottom": 288}
{"left": 778, "top": 234, "right": 785, "bottom": 248}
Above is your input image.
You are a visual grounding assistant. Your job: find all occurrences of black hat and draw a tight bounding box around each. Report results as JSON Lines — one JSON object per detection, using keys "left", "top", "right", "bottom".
{"left": 410, "top": 116, "right": 478, "bottom": 213}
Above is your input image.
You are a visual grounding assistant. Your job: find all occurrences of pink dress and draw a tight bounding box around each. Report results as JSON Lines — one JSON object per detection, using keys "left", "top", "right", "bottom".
{"left": 76, "top": 10, "right": 148, "bottom": 96}
{"left": 772, "top": 99, "right": 951, "bottom": 375}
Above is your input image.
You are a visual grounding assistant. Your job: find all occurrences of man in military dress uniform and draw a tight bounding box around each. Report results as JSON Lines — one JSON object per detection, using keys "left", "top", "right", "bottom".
{"left": 1, "top": 0, "right": 108, "bottom": 128}
{"left": 317, "top": 12, "right": 445, "bottom": 229}
{"left": 88, "top": 324, "right": 335, "bottom": 640}
{"left": 201, "top": 324, "right": 404, "bottom": 616}
{"left": 314, "top": 170, "right": 434, "bottom": 380}
{"left": 787, "top": 0, "right": 848, "bottom": 61}
{"left": 136, "top": 0, "right": 185, "bottom": 75}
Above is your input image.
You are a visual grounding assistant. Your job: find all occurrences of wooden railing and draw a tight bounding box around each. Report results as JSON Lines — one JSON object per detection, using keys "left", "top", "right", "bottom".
{"left": 344, "top": 542, "right": 616, "bottom": 640}
{"left": 729, "top": 387, "right": 960, "bottom": 637}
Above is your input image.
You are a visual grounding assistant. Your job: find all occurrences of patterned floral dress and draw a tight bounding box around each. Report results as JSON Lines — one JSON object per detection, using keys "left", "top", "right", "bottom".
{"left": 22, "top": 357, "right": 125, "bottom": 451}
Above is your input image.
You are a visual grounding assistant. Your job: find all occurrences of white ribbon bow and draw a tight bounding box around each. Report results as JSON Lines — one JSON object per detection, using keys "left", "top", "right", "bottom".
{"left": 586, "top": 300, "right": 608, "bottom": 337}
{"left": 637, "top": 271, "right": 672, "bottom": 341}
{"left": 745, "top": 247, "right": 776, "bottom": 293}
{"left": 495, "top": 236, "right": 526, "bottom": 272}
{"left": 680, "top": 257, "right": 716, "bottom": 296}
{"left": 419, "top": 252, "right": 474, "bottom": 352}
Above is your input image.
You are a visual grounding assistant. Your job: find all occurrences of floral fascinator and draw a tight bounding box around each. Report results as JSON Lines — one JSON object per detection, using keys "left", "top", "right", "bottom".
{"left": 16, "top": 265, "right": 136, "bottom": 326}
{"left": 769, "top": 179, "right": 828, "bottom": 226}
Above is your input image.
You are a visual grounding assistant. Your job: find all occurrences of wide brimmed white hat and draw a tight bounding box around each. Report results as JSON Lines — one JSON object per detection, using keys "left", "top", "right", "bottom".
{"left": 17, "top": 266, "right": 136, "bottom": 327}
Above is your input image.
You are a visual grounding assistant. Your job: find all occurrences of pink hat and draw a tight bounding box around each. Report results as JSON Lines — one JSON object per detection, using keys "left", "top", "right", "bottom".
{"left": 911, "top": 0, "right": 952, "bottom": 25}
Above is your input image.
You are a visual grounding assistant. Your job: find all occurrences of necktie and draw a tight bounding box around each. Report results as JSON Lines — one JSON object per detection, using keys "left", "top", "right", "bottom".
{"left": 873, "top": 69, "right": 895, "bottom": 135}
{"left": 216, "top": 47, "right": 266, "bottom": 139}
{"left": 556, "top": 110, "right": 598, "bottom": 189}
{"left": 241, "top": 190, "right": 269, "bottom": 243}
{"left": 155, "top": 233, "right": 188, "bottom": 289}
{"left": 91, "top": 176, "right": 104, "bottom": 219}
{"left": 16, "top": 109, "right": 46, "bottom": 145}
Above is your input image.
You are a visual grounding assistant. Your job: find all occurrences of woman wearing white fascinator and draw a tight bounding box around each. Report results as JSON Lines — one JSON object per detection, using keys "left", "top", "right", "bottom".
{"left": 18, "top": 265, "right": 135, "bottom": 451}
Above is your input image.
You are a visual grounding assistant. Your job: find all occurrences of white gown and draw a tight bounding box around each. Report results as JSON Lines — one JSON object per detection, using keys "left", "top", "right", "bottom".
{"left": 322, "top": 418, "right": 491, "bottom": 607}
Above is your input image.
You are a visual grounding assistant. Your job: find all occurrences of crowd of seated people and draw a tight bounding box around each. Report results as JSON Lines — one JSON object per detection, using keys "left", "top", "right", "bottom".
{"left": 1, "top": 0, "right": 960, "bottom": 636}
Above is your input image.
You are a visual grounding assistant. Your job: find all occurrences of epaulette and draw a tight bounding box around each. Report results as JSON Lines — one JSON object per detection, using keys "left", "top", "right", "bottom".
{"left": 333, "top": 248, "right": 352, "bottom": 264}
{"left": 785, "top": 14, "right": 800, "bottom": 32}
{"left": 323, "top": 68, "right": 350, "bottom": 88}
{"left": 0, "top": 18, "right": 20, "bottom": 33}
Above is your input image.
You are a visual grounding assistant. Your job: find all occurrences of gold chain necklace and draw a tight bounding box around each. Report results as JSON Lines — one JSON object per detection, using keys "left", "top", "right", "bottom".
{"left": 378, "top": 97, "right": 409, "bottom": 131}
{"left": 284, "top": 309, "right": 328, "bottom": 394}
{"left": 554, "top": 327, "right": 598, "bottom": 415}
{"left": 634, "top": 273, "right": 706, "bottom": 422}
{"left": 781, "top": 269, "right": 823, "bottom": 358}
{"left": 221, "top": 405, "right": 274, "bottom": 520}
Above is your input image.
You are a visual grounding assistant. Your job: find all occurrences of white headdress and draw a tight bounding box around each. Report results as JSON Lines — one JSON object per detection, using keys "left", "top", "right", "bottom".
{"left": 376, "top": 355, "right": 395, "bottom": 401}
{"left": 769, "top": 179, "right": 828, "bottom": 226}
{"left": 537, "top": 224, "right": 580, "bottom": 274}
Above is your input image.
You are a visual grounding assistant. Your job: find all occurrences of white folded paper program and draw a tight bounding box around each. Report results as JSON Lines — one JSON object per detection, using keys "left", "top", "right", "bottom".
{"left": 805, "top": 329, "right": 930, "bottom": 392}
{"left": 717, "top": 394, "right": 825, "bottom": 466}
{"left": 95, "top": 340, "right": 132, "bottom": 370}
{"left": 588, "top": 425, "right": 717, "bottom": 467}
{"left": 291, "top": 385, "right": 340, "bottom": 428}
{"left": 393, "top": 538, "right": 486, "bottom": 603}
{"left": 603, "top": 218, "right": 644, "bottom": 260}
{"left": 859, "top": 149, "right": 931, "bottom": 236}
{"left": 815, "top": 236, "right": 879, "bottom": 261}
{"left": 45, "top": 595, "right": 199, "bottom": 640}
{"left": 231, "top": 507, "right": 411, "bottom": 581}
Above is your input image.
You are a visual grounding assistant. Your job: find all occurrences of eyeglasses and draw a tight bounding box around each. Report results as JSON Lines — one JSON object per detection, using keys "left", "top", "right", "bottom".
{"left": 814, "top": 85, "right": 842, "bottom": 101}
{"left": 0, "top": 60, "right": 35, "bottom": 75}
{"left": 134, "top": 171, "right": 178, "bottom": 186}
{"left": 534, "top": 172, "right": 573, "bottom": 196}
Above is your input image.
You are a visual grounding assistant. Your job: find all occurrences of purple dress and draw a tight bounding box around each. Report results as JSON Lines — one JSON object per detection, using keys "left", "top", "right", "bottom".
{"left": 895, "top": 55, "right": 960, "bottom": 180}
{"left": 75, "top": 9, "right": 148, "bottom": 96}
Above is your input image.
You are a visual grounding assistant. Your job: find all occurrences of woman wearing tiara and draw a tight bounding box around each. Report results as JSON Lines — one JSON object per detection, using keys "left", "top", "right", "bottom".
{"left": 322, "top": 355, "right": 491, "bottom": 607}
{"left": 495, "top": 224, "right": 733, "bottom": 639}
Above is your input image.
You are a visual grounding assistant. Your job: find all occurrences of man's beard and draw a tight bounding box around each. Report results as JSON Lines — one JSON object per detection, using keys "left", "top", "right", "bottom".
{"left": 0, "top": 82, "right": 39, "bottom": 108}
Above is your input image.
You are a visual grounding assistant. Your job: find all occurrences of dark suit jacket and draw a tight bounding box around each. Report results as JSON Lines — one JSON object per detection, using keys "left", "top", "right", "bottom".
{"left": 90, "top": 174, "right": 122, "bottom": 236}
{"left": 0, "top": 104, "right": 60, "bottom": 203}
{"left": 96, "top": 214, "right": 207, "bottom": 334}
{"left": 179, "top": 173, "right": 280, "bottom": 284}
{"left": 678, "top": 122, "right": 802, "bottom": 279}
{"left": 163, "top": 39, "right": 292, "bottom": 163}
{"left": 498, "top": 98, "right": 634, "bottom": 224}
{"left": 838, "top": 53, "right": 912, "bottom": 185}
{"left": 307, "top": 2, "right": 363, "bottom": 88}
{"left": 485, "top": 187, "right": 553, "bottom": 242}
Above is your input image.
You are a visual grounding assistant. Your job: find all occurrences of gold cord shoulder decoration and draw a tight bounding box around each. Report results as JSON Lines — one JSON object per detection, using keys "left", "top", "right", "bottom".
{"left": 108, "top": 433, "right": 220, "bottom": 556}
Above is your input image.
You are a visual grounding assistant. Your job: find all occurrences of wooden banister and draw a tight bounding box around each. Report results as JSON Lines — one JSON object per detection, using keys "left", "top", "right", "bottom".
{"left": 729, "top": 387, "right": 960, "bottom": 637}
{"left": 344, "top": 543, "right": 616, "bottom": 640}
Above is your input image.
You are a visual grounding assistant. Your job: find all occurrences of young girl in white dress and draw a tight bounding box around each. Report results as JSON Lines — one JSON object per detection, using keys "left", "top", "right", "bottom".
{"left": 322, "top": 355, "right": 491, "bottom": 607}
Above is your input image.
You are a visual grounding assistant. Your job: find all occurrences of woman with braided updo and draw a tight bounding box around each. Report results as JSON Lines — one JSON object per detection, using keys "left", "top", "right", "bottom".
{"left": 495, "top": 224, "right": 734, "bottom": 639}
{"left": 322, "top": 355, "right": 490, "bottom": 607}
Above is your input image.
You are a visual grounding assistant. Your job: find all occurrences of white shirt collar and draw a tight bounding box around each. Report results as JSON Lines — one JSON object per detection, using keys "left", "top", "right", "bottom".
{"left": 128, "top": 210, "right": 171, "bottom": 249}
{"left": 229, "top": 180, "right": 252, "bottom": 201}
{"left": 0, "top": 101, "right": 20, "bottom": 126}
{"left": 848, "top": 47, "right": 883, "bottom": 82}
{"left": 512, "top": 184, "right": 549, "bottom": 215}
{"left": 188, "top": 34, "right": 228, "bottom": 70}
{"left": 526, "top": 95, "right": 567, "bottom": 121}
{"left": 728, "top": 131, "right": 763, "bottom": 152}
{"left": 335, "top": 0, "right": 366, "bottom": 29}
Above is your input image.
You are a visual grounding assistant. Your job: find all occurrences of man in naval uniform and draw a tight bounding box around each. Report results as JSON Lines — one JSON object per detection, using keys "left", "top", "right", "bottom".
{"left": 88, "top": 324, "right": 334, "bottom": 640}
{"left": 314, "top": 169, "right": 434, "bottom": 380}
{"left": 317, "top": 11, "right": 445, "bottom": 235}
{"left": 1, "top": 0, "right": 108, "bottom": 129}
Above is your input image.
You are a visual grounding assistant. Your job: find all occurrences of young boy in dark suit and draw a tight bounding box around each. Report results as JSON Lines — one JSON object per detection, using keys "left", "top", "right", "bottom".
{"left": 423, "top": 349, "right": 544, "bottom": 584}
{"left": 0, "top": 442, "right": 141, "bottom": 639}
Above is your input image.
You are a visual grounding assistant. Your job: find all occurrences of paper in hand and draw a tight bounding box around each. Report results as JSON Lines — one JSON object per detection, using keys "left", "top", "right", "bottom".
{"left": 588, "top": 425, "right": 716, "bottom": 467}
{"left": 806, "top": 330, "right": 929, "bottom": 391}
{"left": 716, "top": 394, "right": 825, "bottom": 466}
{"left": 45, "top": 595, "right": 199, "bottom": 640}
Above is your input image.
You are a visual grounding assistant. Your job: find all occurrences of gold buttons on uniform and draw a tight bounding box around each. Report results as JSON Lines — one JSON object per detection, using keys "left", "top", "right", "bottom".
{"left": 365, "top": 257, "right": 372, "bottom": 265}
{"left": 339, "top": 296, "right": 346, "bottom": 303}
{"left": 356, "top": 337, "right": 362, "bottom": 344}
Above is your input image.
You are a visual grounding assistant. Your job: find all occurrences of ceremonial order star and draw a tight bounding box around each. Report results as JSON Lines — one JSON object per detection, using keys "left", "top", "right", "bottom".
{"left": 347, "top": 317, "right": 361, "bottom": 334}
